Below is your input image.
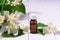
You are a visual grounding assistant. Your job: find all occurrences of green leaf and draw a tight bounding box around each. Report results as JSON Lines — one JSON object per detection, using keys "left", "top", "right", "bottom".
{"left": 38, "top": 29, "right": 45, "bottom": 35}
{"left": 3, "top": 5, "right": 13, "bottom": 14}
{"left": 14, "top": 3, "right": 26, "bottom": 14}
{"left": 10, "top": 0, "right": 15, "bottom": 2}
{"left": 19, "top": 0, "right": 23, "bottom": 3}
{"left": 0, "top": 0, "right": 26, "bottom": 14}
{"left": 37, "top": 23, "right": 48, "bottom": 35}
{"left": 1, "top": 31, "right": 15, "bottom": 37}
{"left": 0, "top": 25, "right": 2, "bottom": 29}
{"left": 5, "top": 0, "right": 9, "bottom": 4}
{"left": 10, "top": 0, "right": 23, "bottom": 3}
{"left": 0, "top": 0, "right": 1, "bottom": 4}
{"left": 0, "top": 0, "right": 1, "bottom": 12}
{"left": 37, "top": 22, "right": 48, "bottom": 27}
{"left": 3, "top": 5, "right": 11, "bottom": 11}
{"left": 0, "top": 0, "right": 6, "bottom": 14}
{"left": 1, "top": 0, "right": 5, "bottom": 6}
{"left": 18, "top": 26, "right": 24, "bottom": 36}
{"left": 0, "top": 5, "right": 1, "bottom": 12}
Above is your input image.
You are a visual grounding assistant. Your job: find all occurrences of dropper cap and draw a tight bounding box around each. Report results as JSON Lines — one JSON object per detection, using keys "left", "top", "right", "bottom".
{"left": 30, "top": 14, "right": 37, "bottom": 20}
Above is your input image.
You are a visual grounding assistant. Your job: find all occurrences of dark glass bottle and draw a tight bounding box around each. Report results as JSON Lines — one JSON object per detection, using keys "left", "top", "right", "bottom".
{"left": 30, "top": 14, "right": 37, "bottom": 34}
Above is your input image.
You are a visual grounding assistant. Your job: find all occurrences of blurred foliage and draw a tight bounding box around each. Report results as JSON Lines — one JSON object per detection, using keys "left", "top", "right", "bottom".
{"left": 0, "top": 0, "right": 26, "bottom": 15}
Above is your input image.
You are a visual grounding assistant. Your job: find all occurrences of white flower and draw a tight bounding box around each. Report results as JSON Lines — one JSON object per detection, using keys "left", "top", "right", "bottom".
{"left": 48, "top": 23, "right": 57, "bottom": 33}
{"left": 21, "top": 24, "right": 28, "bottom": 33}
{"left": 7, "top": 0, "right": 10, "bottom": 4}
{"left": 3, "top": 11, "right": 9, "bottom": 17}
{"left": 7, "top": 12, "right": 20, "bottom": 23}
{"left": 6, "top": 22, "right": 18, "bottom": 36}
{"left": 11, "top": 0, "right": 21, "bottom": 6}
{"left": 15, "top": 0, "right": 21, "bottom": 3}
{"left": 5, "top": 26, "right": 10, "bottom": 34}
{"left": 11, "top": 2, "right": 17, "bottom": 6}
{"left": 13, "top": 32, "right": 18, "bottom": 36}
{"left": 10, "top": 22, "right": 18, "bottom": 36}
{"left": 15, "top": 11, "right": 20, "bottom": 19}
{"left": 0, "top": 16, "right": 5, "bottom": 24}
{"left": 8, "top": 13, "right": 15, "bottom": 20}
{"left": 7, "top": 13, "right": 20, "bottom": 23}
{"left": 7, "top": 13, "right": 16, "bottom": 23}
{"left": 20, "top": 21, "right": 28, "bottom": 33}
{"left": 43, "top": 27, "right": 49, "bottom": 33}
{"left": 23, "top": 0, "right": 25, "bottom": 1}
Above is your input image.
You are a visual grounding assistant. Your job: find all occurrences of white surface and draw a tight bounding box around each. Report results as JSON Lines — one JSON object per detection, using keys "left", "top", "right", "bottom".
{"left": 1, "top": 33, "right": 28, "bottom": 40}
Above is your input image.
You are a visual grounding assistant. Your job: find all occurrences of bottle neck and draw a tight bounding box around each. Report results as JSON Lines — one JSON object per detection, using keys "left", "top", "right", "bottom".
{"left": 30, "top": 18, "right": 37, "bottom": 21}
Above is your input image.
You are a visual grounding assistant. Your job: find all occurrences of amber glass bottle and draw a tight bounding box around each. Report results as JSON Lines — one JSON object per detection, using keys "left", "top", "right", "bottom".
{"left": 30, "top": 14, "right": 37, "bottom": 34}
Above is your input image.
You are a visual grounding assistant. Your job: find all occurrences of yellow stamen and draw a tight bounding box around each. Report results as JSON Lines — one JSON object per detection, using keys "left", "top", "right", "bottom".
{"left": 0, "top": 18, "right": 3, "bottom": 22}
